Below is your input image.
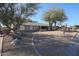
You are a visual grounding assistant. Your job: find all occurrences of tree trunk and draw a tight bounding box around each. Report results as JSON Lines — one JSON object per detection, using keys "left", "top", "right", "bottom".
{"left": 54, "top": 22, "right": 56, "bottom": 27}
{"left": 49, "top": 25, "right": 52, "bottom": 31}
{"left": 49, "top": 23, "right": 52, "bottom": 31}
{"left": 54, "top": 22, "right": 57, "bottom": 30}
{"left": 13, "top": 24, "right": 21, "bottom": 33}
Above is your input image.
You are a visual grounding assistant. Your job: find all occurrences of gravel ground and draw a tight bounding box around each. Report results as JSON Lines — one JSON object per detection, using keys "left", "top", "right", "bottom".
{"left": 33, "top": 31, "right": 79, "bottom": 56}
{"left": 2, "top": 32, "right": 37, "bottom": 56}
{"left": 1, "top": 31, "right": 79, "bottom": 56}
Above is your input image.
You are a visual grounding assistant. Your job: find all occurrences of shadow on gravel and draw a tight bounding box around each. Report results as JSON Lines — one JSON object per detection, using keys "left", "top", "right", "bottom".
{"left": 2, "top": 31, "right": 38, "bottom": 56}
{"left": 33, "top": 35, "right": 70, "bottom": 56}
{"left": 2, "top": 31, "right": 79, "bottom": 56}
{"left": 33, "top": 34, "right": 79, "bottom": 56}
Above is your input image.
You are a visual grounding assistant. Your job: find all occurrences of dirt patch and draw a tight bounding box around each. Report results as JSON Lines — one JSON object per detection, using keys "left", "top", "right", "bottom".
{"left": 33, "top": 31, "right": 77, "bottom": 36}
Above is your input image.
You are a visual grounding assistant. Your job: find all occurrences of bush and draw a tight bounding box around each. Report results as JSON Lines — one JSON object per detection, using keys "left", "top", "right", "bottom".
{"left": 3, "top": 28, "right": 10, "bottom": 34}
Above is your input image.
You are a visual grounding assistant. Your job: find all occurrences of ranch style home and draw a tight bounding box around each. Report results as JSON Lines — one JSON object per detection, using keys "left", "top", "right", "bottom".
{"left": 19, "top": 22, "right": 49, "bottom": 31}
{"left": 14, "top": 22, "right": 79, "bottom": 32}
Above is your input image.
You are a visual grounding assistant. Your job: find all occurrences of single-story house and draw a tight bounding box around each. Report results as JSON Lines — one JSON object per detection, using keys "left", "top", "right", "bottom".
{"left": 61, "top": 26, "right": 79, "bottom": 32}
{"left": 19, "top": 22, "right": 49, "bottom": 31}
{"left": 70, "top": 26, "right": 79, "bottom": 32}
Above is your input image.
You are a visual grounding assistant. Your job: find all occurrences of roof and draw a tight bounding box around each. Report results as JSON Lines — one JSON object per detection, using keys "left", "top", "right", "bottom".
{"left": 22, "top": 22, "right": 49, "bottom": 26}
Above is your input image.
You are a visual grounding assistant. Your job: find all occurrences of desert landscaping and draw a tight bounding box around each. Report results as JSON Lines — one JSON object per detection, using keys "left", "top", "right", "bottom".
{"left": 0, "top": 31, "right": 79, "bottom": 56}
{"left": 0, "top": 3, "right": 79, "bottom": 56}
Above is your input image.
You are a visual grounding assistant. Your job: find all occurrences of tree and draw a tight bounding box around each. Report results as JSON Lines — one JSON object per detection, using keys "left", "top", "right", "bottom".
{"left": 0, "top": 4, "right": 39, "bottom": 55}
{"left": 43, "top": 8, "right": 67, "bottom": 30}
{"left": 23, "top": 18, "right": 37, "bottom": 23}
{"left": 0, "top": 3, "right": 39, "bottom": 33}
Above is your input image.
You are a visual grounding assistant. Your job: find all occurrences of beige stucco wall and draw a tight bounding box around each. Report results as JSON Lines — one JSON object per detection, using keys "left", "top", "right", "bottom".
{"left": 20, "top": 25, "right": 48, "bottom": 31}
{"left": 20, "top": 25, "right": 25, "bottom": 30}
{"left": 22, "top": 25, "right": 39, "bottom": 31}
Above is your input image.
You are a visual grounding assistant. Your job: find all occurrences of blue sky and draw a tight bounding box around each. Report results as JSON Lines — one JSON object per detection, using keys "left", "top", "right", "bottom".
{"left": 31, "top": 3, "right": 79, "bottom": 26}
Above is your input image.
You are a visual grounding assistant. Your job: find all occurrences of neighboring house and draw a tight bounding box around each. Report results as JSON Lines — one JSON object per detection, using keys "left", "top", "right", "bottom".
{"left": 19, "top": 22, "right": 49, "bottom": 31}
{"left": 70, "top": 26, "right": 79, "bottom": 32}
{"left": 62, "top": 26, "right": 79, "bottom": 32}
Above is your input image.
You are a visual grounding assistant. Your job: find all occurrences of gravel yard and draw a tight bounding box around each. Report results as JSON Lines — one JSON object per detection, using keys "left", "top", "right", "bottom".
{"left": 2, "top": 32, "right": 37, "bottom": 56}
{"left": 33, "top": 31, "right": 79, "bottom": 56}
{"left": 1, "top": 31, "right": 79, "bottom": 56}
